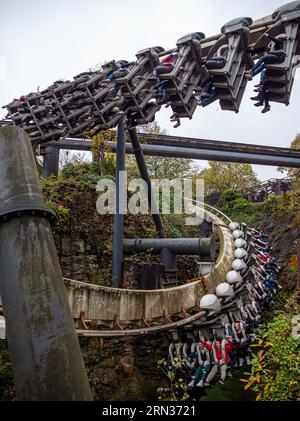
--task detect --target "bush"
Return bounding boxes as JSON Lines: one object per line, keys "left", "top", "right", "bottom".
{"left": 242, "top": 302, "right": 300, "bottom": 401}
{"left": 219, "top": 189, "right": 242, "bottom": 208}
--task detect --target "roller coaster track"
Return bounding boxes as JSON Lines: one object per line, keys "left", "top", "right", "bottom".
{"left": 63, "top": 203, "right": 235, "bottom": 337}
{"left": 1, "top": 2, "right": 300, "bottom": 144}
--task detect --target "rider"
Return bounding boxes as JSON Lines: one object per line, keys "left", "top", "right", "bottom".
{"left": 188, "top": 341, "right": 211, "bottom": 388}
{"left": 200, "top": 335, "right": 234, "bottom": 386}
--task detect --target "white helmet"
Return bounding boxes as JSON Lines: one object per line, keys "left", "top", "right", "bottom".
{"left": 229, "top": 222, "right": 239, "bottom": 231}
{"left": 232, "top": 259, "right": 247, "bottom": 271}
{"left": 200, "top": 294, "right": 221, "bottom": 313}
{"left": 235, "top": 248, "right": 248, "bottom": 259}
{"left": 233, "top": 230, "right": 244, "bottom": 239}
{"left": 235, "top": 238, "right": 247, "bottom": 248}
{"left": 226, "top": 270, "right": 243, "bottom": 284}
{"left": 216, "top": 282, "right": 235, "bottom": 298}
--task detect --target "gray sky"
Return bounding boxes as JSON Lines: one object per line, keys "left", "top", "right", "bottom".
{"left": 1, "top": 0, "right": 299, "bottom": 180}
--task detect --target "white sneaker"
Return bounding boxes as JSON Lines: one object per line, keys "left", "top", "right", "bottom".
{"left": 196, "top": 380, "right": 204, "bottom": 387}
{"left": 239, "top": 358, "right": 244, "bottom": 367}
{"left": 246, "top": 356, "right": 251, "bottom": 365}
{"left": 188, "top": 380, "right": 195, "bottom": 388}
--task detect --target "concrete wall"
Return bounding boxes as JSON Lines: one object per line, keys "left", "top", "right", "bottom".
{"left": 65, "top": 209, "right": 235, "bottom": 323}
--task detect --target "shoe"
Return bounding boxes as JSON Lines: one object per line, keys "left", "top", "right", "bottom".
{"left": 218, "top": 379, "right": 225, "bottom": 385}
{"left": 245, "top": 356, "right": 251, "bottom": 365}
{"left": 254, "top": 83, "right": 263, "bottom": 88}
{"left": 227, "top": 371, "right": 233, "bottom": 378}
{"left": 173, "top": 121, "right": 181, "bottom": 128}
{"left": 233, "top": 361, "right": 238, "bottom": 368}
{"left": 203, "top": 381, "right": 210, "bottom": 387}
{"left": 196, "top": 380, "right": 204, "bottom": 387}
{"left": 188, "top": 380, "right": 195, "bottom": 388}
{"left": 251, "top": 95, "right": 262, "bottom": 101}
{"left": 254, "top": 101, "right": 264, "bottom": 107}
{"left": 261, "top": 105, "right": 271, "bottom": 113}
{"left": 254, "top": 88, "right": 262, "bottom": 93}
{"left": 239, "top": 358, "right": 244, "bottom": 367}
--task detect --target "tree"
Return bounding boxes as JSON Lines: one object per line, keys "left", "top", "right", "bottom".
{"left": 137, "top": 122, "right": 199, "bottom": 179}
{"left": 277, "top": 134, "right": 300, "bottom": 179}
{"left": 198, "top": 161, "right": 259, "bottom": 194}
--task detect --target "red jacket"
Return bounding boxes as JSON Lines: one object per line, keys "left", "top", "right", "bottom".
{"left": 204, "top": 341, "right": 234, "bottom": 364}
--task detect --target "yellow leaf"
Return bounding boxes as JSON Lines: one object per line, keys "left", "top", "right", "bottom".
{"left": 244, "top": 382, "right": 253, "bottom": 390}
{"left": 256, "top": 394, "right": 262, "bottom": 401}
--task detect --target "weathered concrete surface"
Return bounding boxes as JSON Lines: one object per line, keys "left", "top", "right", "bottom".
{"left": 0, "top": 126, "right": 93, "bottom": 400}
{"left": 65, "top": 208, "right": 235, "bottom": 323}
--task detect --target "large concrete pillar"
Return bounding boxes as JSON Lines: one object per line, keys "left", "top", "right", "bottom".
{"left": 0, "top": 126, "right": 93, "bottom": 400}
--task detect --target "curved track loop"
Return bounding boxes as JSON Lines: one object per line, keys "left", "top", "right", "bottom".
{"left": 65, "top": 204, "right": 235, "bottom": 337}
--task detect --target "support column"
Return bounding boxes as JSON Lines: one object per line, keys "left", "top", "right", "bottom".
{"left": 112, "top": 120, "right": 126, "bottom": 288}
{"left": 128, "top": 127, "right": 165, "bottom": 238}
{"left": 0, "top": 127, "right": 93, "bottom": 401}
{"left": 297, "top": 240, "right": 300, "bottom": 292}
{"left": 42, "top": 145, "right": 59, "bottom": 178}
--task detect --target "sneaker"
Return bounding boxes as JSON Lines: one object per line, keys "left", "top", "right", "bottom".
{"left": 203, "top": 381, "right": 210, "bottom": 387}
{"left": 218, "top": 379, "right": 225, "bottom": 385}
{"left": 239, "top": 358, "right": 244, "bottom": 367}
{"left": 188, "top": 380, "right": 195, "bottom": 388}
{"left": 227, "top": 371, "right": 233, "bottom": 378}
{"left": 245, "top": 356, "right": 251, "bottom": 365}
{"left": 254, "top": 101, "right": 264, "bottom": 107}
{"left": 196, "top": 380, "right": 204, "bottom": 387}
{"left": 261, "top": 105, "right": 271, "bottom": 113}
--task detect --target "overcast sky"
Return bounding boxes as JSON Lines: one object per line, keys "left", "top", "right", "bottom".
{"left": 1, "top": 0, "right": 299, "bottom": 180}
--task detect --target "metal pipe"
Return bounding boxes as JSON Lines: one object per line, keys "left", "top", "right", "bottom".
{"left": 123, "top": 237, "right": 215, "bottom": 259}
{"left": 0, "top": 126, "right": 93, "bottom": 401}
{"left": 42, "top": 145, "right": 59, "bottom": 178}
{"left": 128, "top": 127, "right": 165, "bottom": 238}
{"left": 46, "top": 138, "right": 300, "bottom": 168}
{"left": 112, "top": 120, "right": 126, "bottom": 288}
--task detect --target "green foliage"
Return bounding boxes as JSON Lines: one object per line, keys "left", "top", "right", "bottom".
{"left": 61, "top": 160, "right": 115, "bottom": 183}
{"left": 219, "top": 189, "right": 242, "bottom": 207}
{"left": 218, "top": 189, "right": 266, "bottom": 224}
{"left": 156, "top": 358, "right": 190, "bottom": 401}
{"left": 199, "top": 161, "right": 259, "bottom": 194}
{"left": 243, "top": 304, "right": 300, "bottom": 401}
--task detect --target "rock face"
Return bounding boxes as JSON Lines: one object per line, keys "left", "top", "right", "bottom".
{"left": 80, "top": 333, "right": 170, "bottom": 400}
{"left": 258, "top": 213, "right": 300, "bottom": 290}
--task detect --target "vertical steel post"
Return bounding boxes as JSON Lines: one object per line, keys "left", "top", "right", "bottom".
{"left": 0, "top": 127, "right": 93, "bottom": 401}
{"left": 112, "top": 120, "right": 126, "bottom": 288}
{"left": 42, "top": 145, "right": 59, "bottom": 178}
{"left": 128, "top": 127, "right": 165, "bottom": 238}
